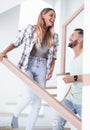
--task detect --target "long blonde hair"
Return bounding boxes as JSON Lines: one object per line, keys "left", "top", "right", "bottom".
{"left": 36, "top": 8, "right": 55, "bottom": 48}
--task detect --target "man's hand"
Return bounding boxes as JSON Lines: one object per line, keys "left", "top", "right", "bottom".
{"left": 63, "top": 75, "right": 74, "bottom": 83}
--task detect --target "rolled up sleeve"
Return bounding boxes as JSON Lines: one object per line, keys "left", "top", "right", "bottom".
{"left": 53, "top": 33, "right": 59, "bottom": 60}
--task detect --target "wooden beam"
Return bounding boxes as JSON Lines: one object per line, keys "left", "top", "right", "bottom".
{"left": 83, "top": 74, "right": 90, "bottom": 86}
{"left": 63, "top": 4, "right": 84, "bottom": 26}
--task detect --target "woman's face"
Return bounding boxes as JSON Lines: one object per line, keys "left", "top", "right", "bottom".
{"left": 42, "top": 10, "right": 56, "bottom": 27}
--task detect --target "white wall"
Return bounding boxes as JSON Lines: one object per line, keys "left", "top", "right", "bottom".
{"left": 0, "top": 5, "right": 21, "bottom": 113}
{"left": 19, "top": 0, "right": 53, "bottom": 29}
{"left": 61, "top": 0, "right": 84, "bottom": 21}
{"left": 0, "top": 5, "right": 20, "bottom": 50}
{"left": 0, "top": 5, "right": 22, "bottom": 65}
{"left": 0, "top": 0, "right": 21, "bottom": 14}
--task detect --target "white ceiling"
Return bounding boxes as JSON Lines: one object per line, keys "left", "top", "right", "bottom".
{"left": 0, "top": 0, "right": 22, "bottom": 14}
{"left": 0, "top": 0, "right": 55, "bottom": 14}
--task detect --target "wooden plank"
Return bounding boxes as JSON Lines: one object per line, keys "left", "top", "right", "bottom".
{"left": 83, "top": 74, "right": 90, "bottom": 86}
{"left": 45, "top": 86, "right": 57, "bottom": 89}
{"left": 0, "top": 112, "right": 44, "bottom": 117}
{"left": 0, "top": 126, "right": 70, "bottom": 130}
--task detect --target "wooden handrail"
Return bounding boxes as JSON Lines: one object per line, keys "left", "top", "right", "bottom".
{"left": 2, "top": 58, "right": 81, "bottom": 130}
{"left": 63, "top": 4, "right": 84, "bottom": 26}
{"left": 83, "top": 74, "right": 90, "bottom": 86}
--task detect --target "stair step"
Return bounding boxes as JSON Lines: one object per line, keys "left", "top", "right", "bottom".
{"left": 0, "top": 127, "right": 70, "bottom": 130}
{"left": 45, "top": 86, "right": 57, "bottom": 89}
{"left": 0, "top": 112, "right": 44, "bottom": 117}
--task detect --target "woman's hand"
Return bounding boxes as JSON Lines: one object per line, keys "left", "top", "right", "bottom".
{"left": 46, "top": 70, "right": 53, "bottom": 80}
{"left": 46, "top": 59, "right": 55, "bottom": 80}
{"left": 0, "top": 52, "right": 7, "bottom": 61}
{"left": 0, "top": 44, "right": 15, "bottom": 62}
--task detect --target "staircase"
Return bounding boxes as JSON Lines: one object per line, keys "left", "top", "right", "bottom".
{"left": 1, "top": 58, "right": 81, "bottom": 130}
{"left": 0, "top": 85, "right": 71, "bottom": 130}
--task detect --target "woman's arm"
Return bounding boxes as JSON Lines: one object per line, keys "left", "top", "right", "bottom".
{"left": 46, "top": 59, "right": 55, "bottom": 80}
{"left": 0, "top": 44, "right": 15, "bottom": 61}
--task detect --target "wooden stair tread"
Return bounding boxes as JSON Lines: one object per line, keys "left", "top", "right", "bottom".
{"left": 0, "top": 112, "right": 44, "bottom": 117}
{"left": 0, "top": 126, "right": 70, "bottom": 130}
{"left": 45, "top": 86, "right": 57, "bottom": 89}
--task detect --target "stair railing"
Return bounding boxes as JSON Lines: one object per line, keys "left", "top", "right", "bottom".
{"left": 2, "top": 58, "right": 81, "bottom": 130}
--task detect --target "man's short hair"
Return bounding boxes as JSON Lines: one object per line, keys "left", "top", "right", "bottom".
{"left": 74, "top": 28, "right": 83, "bottom": 35}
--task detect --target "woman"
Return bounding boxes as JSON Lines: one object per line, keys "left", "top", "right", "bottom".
{"left": 0, "top": 8, "right": 58, "bottom": 130}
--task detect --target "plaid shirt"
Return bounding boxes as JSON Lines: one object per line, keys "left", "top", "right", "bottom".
{"left": 12, "top": 24, "right": 59, "bottom": 72}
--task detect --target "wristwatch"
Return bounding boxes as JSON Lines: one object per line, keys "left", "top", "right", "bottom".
{"left": 73, "top": 75, "right": 78, "bottom": 81}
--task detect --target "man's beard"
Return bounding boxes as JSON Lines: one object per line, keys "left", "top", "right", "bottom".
{"left": 68, "top": 40, "right": 78, "bottom": 48}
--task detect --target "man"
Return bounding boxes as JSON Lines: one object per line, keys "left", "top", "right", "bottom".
{"left": 52, "top": 28, "right": 83, "bottom": 130}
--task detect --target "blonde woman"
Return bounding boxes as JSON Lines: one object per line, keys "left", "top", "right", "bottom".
{"left": 0, "top": 8, "right": 58, "bottom": 130}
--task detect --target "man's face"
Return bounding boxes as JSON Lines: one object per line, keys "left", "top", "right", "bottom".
{"left": 68, "top": 31, "right": 82, "bottom": 48}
